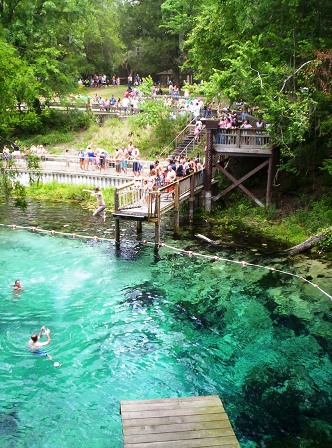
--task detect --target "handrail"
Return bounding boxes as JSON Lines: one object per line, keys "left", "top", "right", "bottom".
{"left": 115, "top": 170, "right": 205, "bottom": 218}
{"left": 175, "top": 127, "right": 206, "bottom": 159}
{"left": 214, "top": 128, "right": 271, "bottom": 148}
{"left": 158, "top": 117, "right": 196, "bottom": 159}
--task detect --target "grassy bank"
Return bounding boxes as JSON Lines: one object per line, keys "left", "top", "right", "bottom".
{"left": 27, "top": 182, "right": 115, "bottom": 213}
{"left": 205, "top": 192, "right": 332, "bottom": 254}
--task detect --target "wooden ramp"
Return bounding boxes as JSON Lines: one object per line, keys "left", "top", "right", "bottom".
{"left": 120, "top": 395, "right": 240, "bottom": 448}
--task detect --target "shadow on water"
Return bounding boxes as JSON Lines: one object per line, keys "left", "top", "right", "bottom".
{"left": 0, "top": 410, "right": 19, "bottom": 436}
{"left": 120, "top": 282, "right": 165, "bottom": 308}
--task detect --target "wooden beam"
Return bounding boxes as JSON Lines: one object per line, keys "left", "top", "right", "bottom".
{"left": 214, "top": 159, "right": 269, "bottom": 207}
{"left": 266, "top": 155, "right": 273, "bottom": 207}
{"left": 214, "top": 146, "right": 272, "bottom": 156}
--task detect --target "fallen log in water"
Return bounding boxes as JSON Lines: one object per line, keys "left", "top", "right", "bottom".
{"left": 287, "top": 227, "right": 332, "bottom": 256}
{"left": 195, "top": 233, "right": 220, "bottom": 245}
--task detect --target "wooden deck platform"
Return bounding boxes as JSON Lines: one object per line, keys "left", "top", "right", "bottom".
{"left": 120, "top": 395, "right": 240, "bottom": 448}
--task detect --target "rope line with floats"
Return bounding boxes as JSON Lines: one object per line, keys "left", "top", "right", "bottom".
{"left": 1, "top": 223, "right": 331, "bottom": 301}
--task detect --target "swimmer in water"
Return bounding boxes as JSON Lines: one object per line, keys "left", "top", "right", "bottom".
{"left": 29, "top": 326, "right": 51, "bottom": 352}
{"left": 13, "top": 280, "right": 22, "bottom": 291}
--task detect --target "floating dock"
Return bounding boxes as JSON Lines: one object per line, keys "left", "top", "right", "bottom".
{"left": 120, "top": 395, "right": 240, "bottom": 447}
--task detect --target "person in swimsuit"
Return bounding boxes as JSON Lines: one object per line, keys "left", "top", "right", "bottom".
{"left": 83, "top": 187, "right": 106, "bottom": 216}
{"left": 29, "top": 326, "right": 51, "bottom": 353}
{"left": 13, "top": 280, "right": 22, "bottom": 291}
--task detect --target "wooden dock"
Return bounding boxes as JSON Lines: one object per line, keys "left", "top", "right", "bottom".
{"left": 120, "top": 395, "right": 240, "bottom": 448}
{"left": 112, "top": 171, "right": 205, "bottom": 247}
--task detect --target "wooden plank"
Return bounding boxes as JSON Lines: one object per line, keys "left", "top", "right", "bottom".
{"left": 123, "top": 419, "right": 232, "bottom": 435}
{"left": 124, "top": 428, "right": 236, "bottom": 444}
{"left": 124, "top": 436, "right": 239, "bottom": 448}
{"left": 121, "top": 397, "right": 224, "bottom": 412}
{"left": 121, "top": 396, "right": 240, "bottom": 448}
{"left": 121, "top": 406, "right": 224, "bottom": 420}
{"left": 122, "top": 413, "right": 230, "bottom": 428}
{"left": 121, "top": 396, "right": 221, "bottom": 406}
{"left": 214, "top": 144, "right": 272, "bottom": 155}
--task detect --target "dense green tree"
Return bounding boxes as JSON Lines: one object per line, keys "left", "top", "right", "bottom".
{"left": 118, "top": 0, "right": 181, "bottom": 82}
{"left": 162, "top": 0, "right": 332, "bottom": 179}
{"left": 0, "top": 0, "right": 124, "bottom": 96}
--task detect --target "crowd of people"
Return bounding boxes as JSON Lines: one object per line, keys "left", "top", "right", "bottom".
{"left": 76, "top": 141, "right": 139, "bottom": 174}
{"left": 1, "top": 143, "right": 48, "bottom": 167}
{"left": 90, "top": 89, "right": 142, "bottom": 114}
{"left": 78, "top": 74, "right": 122, "bottom": 88}
{"left": 130, "top": 154, "right": 204, "bottom": 206}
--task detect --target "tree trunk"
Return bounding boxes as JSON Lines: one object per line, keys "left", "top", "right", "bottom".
{"left": 287, "top": 227, "right": 332, "bottom": 256}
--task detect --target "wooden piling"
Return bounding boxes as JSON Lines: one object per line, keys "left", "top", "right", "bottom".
{"left": 174, "top": 181, "right": 180, "bottom": 234}
{"left": 154, "top": 192, "right": 161, "bottom": 251}
{"left": 136, "top": 220, "right": 142, "bottom": 234}
{"left": 115, "top": 218, "right": 120, "bottom": 244}
{"left": 189, "top": 174, "right": 195, "bottom": 224}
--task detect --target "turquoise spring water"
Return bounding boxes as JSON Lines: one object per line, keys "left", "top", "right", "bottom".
{"left": 0, "top": 202, "right": 332, "bottom": 447}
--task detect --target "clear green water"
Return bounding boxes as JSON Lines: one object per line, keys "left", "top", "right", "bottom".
{"left": 1, "top": 202, "right": 332, "bottom": 448}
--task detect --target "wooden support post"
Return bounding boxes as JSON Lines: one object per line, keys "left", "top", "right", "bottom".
{"left": 154, "top": 193, "right": 161, "bottom": 252}
{"left": 189, "top": 174, "right": 195, "bottom": 224}
{"left": 136, "top": 220, "right": 142, "bottom": 234}
{"left": 236, "top": 128, "right": 241, "bottom": 147}
{"left": 174, "top": 181, "right": 180, "bottom": 234}
{"left": 266, "top": 155, "right": 273, "bottom": 207}
{"left": 115, "top": 218, "right": 120, "bottom": 246}
{"left": 114, "top": 189, "right": 119, "bottom": 212}
{"left": 204, "top": 129, "right": 214, "bottom": 213}
{"left": 154, "top": 221, "right": 160, "bottom": 252}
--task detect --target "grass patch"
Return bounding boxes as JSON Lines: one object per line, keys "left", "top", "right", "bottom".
{"left": 73, "top": 85, "right": 128, "bottom": 101}
{"left": 209, "top": 192, "right": 332, "bottom": 248}
{"left": 26, "top": 181, "right": 115, "bottom": 212}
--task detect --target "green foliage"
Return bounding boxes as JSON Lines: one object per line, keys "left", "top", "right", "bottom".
{"left": 209, "top": 193, "right": 332, "bottom": 249}
{"left": 321, "top": 160, "right": 332, "bottom": 176}
{"left": 26, "top": 181, "right": 115, "bottom": 210}
{"left": 7, "top": 109, "right": 95, "bottom": 143}
{"left": 316, "top": 228, "right": 332, "bottom": 252}
{"left": 127, "top": 100, "right": 191, "bottom": 156}
{"left": 0, "top": 147, "right": 42, "bottom": 207}
{"left": 139, "top": 75, "right": 154, "bottom": 96}
{"left": 118, "top": 0, "right": 180, "bottom": 78}
{"left": 165, "top": 0, "right": 332, "bottom": 178}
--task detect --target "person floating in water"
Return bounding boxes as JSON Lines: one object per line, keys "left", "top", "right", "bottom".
{"left": 83, "top": 187, "right": 106, "bottom": 216}
{"left": 29, "top": 326, "right": 51, "bottom": 353}
{"left": 13, "top": 280, "right": 22, "bottom": 291}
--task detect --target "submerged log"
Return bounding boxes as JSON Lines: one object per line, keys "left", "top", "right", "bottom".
{"left": 287, "top": 227, "right": 332, "bottom": 256}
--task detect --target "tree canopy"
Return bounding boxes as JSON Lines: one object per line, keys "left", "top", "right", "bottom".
{"left": 0, "top": 0, "right": 331, "bottom": 181}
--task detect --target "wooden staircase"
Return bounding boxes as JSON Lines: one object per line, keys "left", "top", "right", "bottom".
{"left": 172, "top": 125, "right": 206, "bottom": 159}
{"left": 159, "top": 118, "right": 205, "bottom": 160}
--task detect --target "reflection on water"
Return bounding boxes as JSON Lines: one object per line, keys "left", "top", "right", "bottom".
{"left": 0, "top": 199, "right": 332, "bottom": 448}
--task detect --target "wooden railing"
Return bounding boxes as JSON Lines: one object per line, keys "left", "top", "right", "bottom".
{"left": 114, "top": 181, "right": 142, "bottom": 210}
{"left": 214, "top": 128, "right": 271, "bottom": 148}
{"left": 114, "top": 170, "right": 205, "bottom": 221}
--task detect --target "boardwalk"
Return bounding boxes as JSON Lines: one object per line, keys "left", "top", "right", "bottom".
{"left": 120, "top": 395, "right": 240, "bottom": 448}
{"left": 113, "top": 170, "right": 205, "bottom": 222}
